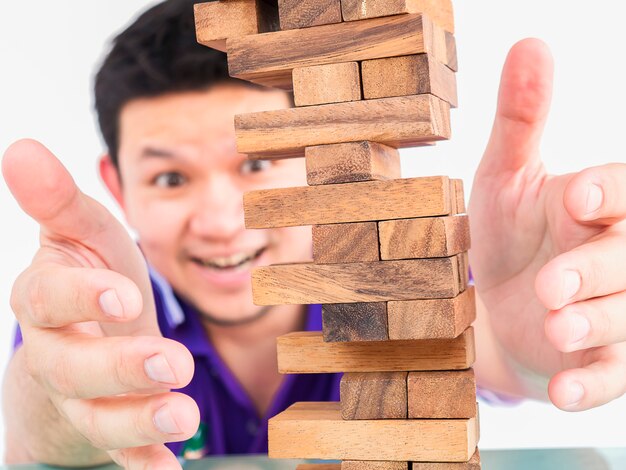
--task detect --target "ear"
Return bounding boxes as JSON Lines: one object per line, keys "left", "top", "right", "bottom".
{"left": 99, "top": 154, "right": 125, "bottom": 210}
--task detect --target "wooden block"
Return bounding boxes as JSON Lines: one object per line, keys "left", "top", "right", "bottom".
{"left": 313, "top": 222, "right": 379, "bottom": 264}
{"left": 279, "top": 0, "right": 343, "bottom": 30}
{"left": 408, "top": 370, "right": 477, "bottom": 419}
{"left": 236, "top": 94, "right": 450, "bottom": 159}
{"left": 452, "top": 179, "right": 465, "bottom": 214}
{"left": 341, "top": 0, "right": 454, "bottom": 34}
{"left": 445, "top": 31, "right": 458, "bottom": 72}
{"left": 379, "top": 215, "right": 470, "bottom": 260}
{"left": 227, "top": 14, "right": 452, "bottom": 88}
{"left": 293, "top": 62, "right": 361, "bottom": 107}
{"left": 269, "top": 402, "right": 478, "bottom": 461}
{"left": 341, "top": 372, "right": 408, "bottom": 419}
{"left": 253, "top": 256, "right": 464, "bottom": 305}
{"left": 388, "top": 287, "right": 476, "bottom": 340}
{"left": 194, "top": 1, "right": 278, "bottom": 52}
{"left": 361, "top": 55, "right": 457, "bottom": 107}
{"left": 306, "top": 141, "right": 401, "bottom": 186}
{"left": 277, "top": 328, "right": 475, "bottom": 373}
{"left": 245, "top": 175, "right": 451, "bottom": 229}
{"left": 323, "top": 303, "right": 388, "bottom": 342}
{"left": 412, "top": 449, "right": 481, "bottom": 469}
{"left": 343, "top": 463, "right": 408, "bottom": 470}
{"left": 457, "top": 251, "right": 469, "bottom": 288}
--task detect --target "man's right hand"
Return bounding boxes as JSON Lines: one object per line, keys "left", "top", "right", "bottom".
{"left": 2, "top": 139, "right": 199, "bottom": 469}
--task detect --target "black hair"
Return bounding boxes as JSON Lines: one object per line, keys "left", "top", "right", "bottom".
{"left": 94, "top": 0, "right": 247, "bottom": 167}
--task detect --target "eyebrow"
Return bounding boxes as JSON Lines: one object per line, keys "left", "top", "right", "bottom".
{"left": 140, "top": 147, "right": 178, "bottom": 159}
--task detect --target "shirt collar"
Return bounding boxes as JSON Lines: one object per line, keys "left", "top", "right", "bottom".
{"left": 148, "top": 265, "right": 185, "bottom": 329}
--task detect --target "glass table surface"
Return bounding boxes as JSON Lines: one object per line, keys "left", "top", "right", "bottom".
{"left": 3, "top": 448, "right": 626, "bottom": 469}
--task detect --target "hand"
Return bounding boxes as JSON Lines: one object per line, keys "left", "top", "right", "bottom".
{"left": 469, "top": 39, "right": 626, "bottom": 411}
{"left": 3, "top": 140, "right": 199, "bottom": 468}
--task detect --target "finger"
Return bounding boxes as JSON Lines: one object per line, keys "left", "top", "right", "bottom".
{"left": 548, "top": 347, "right": 626, "bottom": 411}
{"left": 59, "top": 392, "right": 199, "bottom": 451}
{"left": 2, "top": 139, "right": 158, "bottom": 337}
{"left": 477, "top": 38, "right": 553, "bottom": 178}
{"left": 26, "top": 331, "right": 194, "bottom": 398}
{"left": 535, "top": 233, "right": 626, "bottom": 310}
{"left": 12, "top": 266, "right": 142, "bottom": 327}
{"left": 564, "top": 163, "right": 626, "bottom": 224}
{"left": 110, "top": 445, "right": 182, "bottom": 470}
{"left": 545, "top": 290, "right": 626, "bottom": 353}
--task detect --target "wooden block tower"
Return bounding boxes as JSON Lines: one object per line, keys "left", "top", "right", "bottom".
{"left": 194, "top": 1, "right": 480, "bottom": 468}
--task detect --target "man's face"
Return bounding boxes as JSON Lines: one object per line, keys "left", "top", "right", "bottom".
{"left": 111, "top": 83, "right": 311, "bottom": 323}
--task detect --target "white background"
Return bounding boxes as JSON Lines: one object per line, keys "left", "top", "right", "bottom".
{"left": 1, "top": 0, "right": 626, "bottom": 460}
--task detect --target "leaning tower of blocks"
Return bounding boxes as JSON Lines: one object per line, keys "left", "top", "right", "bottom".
{"left": 195, "top": 1, "right": 480, "bottom": 468}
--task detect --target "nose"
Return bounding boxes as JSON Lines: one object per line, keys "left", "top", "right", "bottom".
{"left": 189, "top": 173, "right": 245, "bottom": 240}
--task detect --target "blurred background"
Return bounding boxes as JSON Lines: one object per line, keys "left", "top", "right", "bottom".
{"left": 1, "top": 0, "right": 626, "bottom": 459}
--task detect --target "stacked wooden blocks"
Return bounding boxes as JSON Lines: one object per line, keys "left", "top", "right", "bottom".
{"left": 194, "top": 0, "right": 480, "bottom": 468}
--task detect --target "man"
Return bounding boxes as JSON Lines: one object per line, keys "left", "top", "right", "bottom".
{"left": 3, "top": 0, "right": 626, "bottom": 469}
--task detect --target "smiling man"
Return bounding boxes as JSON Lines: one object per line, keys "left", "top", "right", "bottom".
{"left": 4, "top": 0, "right": 626, "bottom": 469}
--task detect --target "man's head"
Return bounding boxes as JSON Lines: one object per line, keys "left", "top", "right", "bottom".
{"left": 96, "top": 0, "right": 311, "bottom": 325}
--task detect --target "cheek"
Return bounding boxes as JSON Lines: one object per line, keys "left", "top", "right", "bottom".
{"left": 271, "top": 226, "right": 313, "bottom": 261}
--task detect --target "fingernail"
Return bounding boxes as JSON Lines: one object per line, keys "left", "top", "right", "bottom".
{"left": 585, "top": 183, "right": 603, "bottom": 215}
{"left": 99, "top": 289, "right": 123, "bottom": 318}
{"left": 145, "top": 354, "right": 177, "bottom": 384}
{"left": 154, "top": 404, "right": 182, "bottom": 434}
{"left": 569, "top": 313, "right": 590, "bottom": 345}
{"left": 561, "top": 270, "right": 581, "bottom": 306}
{"left": 565, "top": 381, "right": 585, "bottom": 408}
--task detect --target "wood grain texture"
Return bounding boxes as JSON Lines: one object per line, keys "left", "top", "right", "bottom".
{"left": 313, "top": 222, "right": 379, "bottom": 264}
{"left": 277, "top": 328, "right": 475, "bottom": 373}
{"left": 412, "top": 449, "right": 481, "bottom": 469}
{"left": 343, "top": 463, "right": 408, "bottom": 470}
{"left": 306, "top": 141, "right": 401, "bottom": 186}
{"left": 445, "top": 31, "right": 458, "bottom": 72}
{"left": 194, "top": 0, "right": 278, "bottom": 52}
{"left": 279, "top": 0, "right": 342, "bottom": 30}
{"left": 236, "top": 94, "right": 450, "bottom": 159}
{"left": 379, "top": 215, "right": 470, "bottom": 260}
{"left": 452, "top": 179, "right": 466, "bottom": 214}
{"left": 244, "top": 176, "right": 451, "bottom": 229}
{"left": 268, "top": 402, "right": 478, "bottom": 461}
{"left": 226, "top": 14, "right": 452, "bottom": 88}
{"left": 252, "top": 256, "right": 464, "bottom": 305}
{"left": 293, "top": 62, "right": 361, "bottom": 107}
{"left": 323, "top": 302, "right": 388, "bottom": 342}
{"left": 341, "top": 0, "right": 454, "bottom": 34}
{"left": 341, "top": 372, "right": 408, "bottom": 419}
{"left": 361, "top": 54, "right": 457, "bottom": 107}
{"left": 388, "top": 287, "right": 476, "bottom": 340}
{"left": 408, "top": 369, "right": 477, "bottom": 419}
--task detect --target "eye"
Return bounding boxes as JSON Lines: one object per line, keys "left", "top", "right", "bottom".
{"left": 240, "top": 159, "right": 272, "bottom": 175}
{"left": 153, "top": 172, "right": 187, "bottom": 188}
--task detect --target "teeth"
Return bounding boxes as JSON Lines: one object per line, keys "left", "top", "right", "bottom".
{"left": 197, "top": 248, "right": 263, "bottom": 269}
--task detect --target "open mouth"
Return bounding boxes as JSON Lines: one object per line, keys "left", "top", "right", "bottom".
{"left": 191, "top": 247, "right": 266, "bottom": 272}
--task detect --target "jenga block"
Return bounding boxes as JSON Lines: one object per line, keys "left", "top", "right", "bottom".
{"left": 194, "top": 1, "right": 278, "bottom": 52}
{"left": 279, "top": 0, "right": 343, "bottom": 30}
{"left": 343, "top": 463, "right": 408, "bottom": 470}
{"left": 408, "top": 370, "right": 477, "bottom": 419}
{"left": 341, "top": 372, "right": 408, "bottom": 419}
{"left": 253, "top": 256, "right": 464, "bottom": 305}
{"left": 323, "top": 303, "right": 388, "bottom": 342}
{"left": 379, "top": 215, "right": 470, "bottom": 260}
{"left": 313, "top": 223, "right": 379, "bottom": 264}
{"left": 361, "top": 55, "right": 457, "bottom": 107}
{"left": 445, "top": 31, "right": 458, "bottom": 72}
{"left": 227, "top": 14, "right": 452, "bottom": 88}
{"left": 236, "top": 94, "right": 450, "bottom": 159}
{"left": 306, "top": 141, "right": 401, "bottom": 186}
{"left": 245, "top": 176, "right": 451, "bottom": 229}
{"left": 413, "top": 449, "right": 481, "bottom": 469}
{"left": 293, "top": 63, "right": 361, "bottom": 106}
{"left": 388, "top": 287, "right": 476, "bottom": 340}
{"left": 452, "top": 178, "right": 466, "bottom": 214}
{"left": 269, "top": 402, "right": 478, "bottom": 461}
{"left": 458, "top": 251, "right": 469, "bottom": 287}
{"left": 277, "top": 328, "right": 475, "bottom": 373}
{"left": 341, "top": 0, "right": 454, "bottom": 34}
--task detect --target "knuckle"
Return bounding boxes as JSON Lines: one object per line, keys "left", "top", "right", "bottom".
{"left": 25, "top": 272, "right": 54, "bottom": 326}
{"left": 47, "top": 354, "right": 77, "bottom": 397}
{"left": 78, "top": 406, "right": 109, "bottom": 450}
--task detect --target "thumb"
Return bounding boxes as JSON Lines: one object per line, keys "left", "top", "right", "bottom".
{"left": 2, "top": 138, "right": 160, "bottom": 337}
{"left": 477, "top": 38, "right": 554, "bottom": 179}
